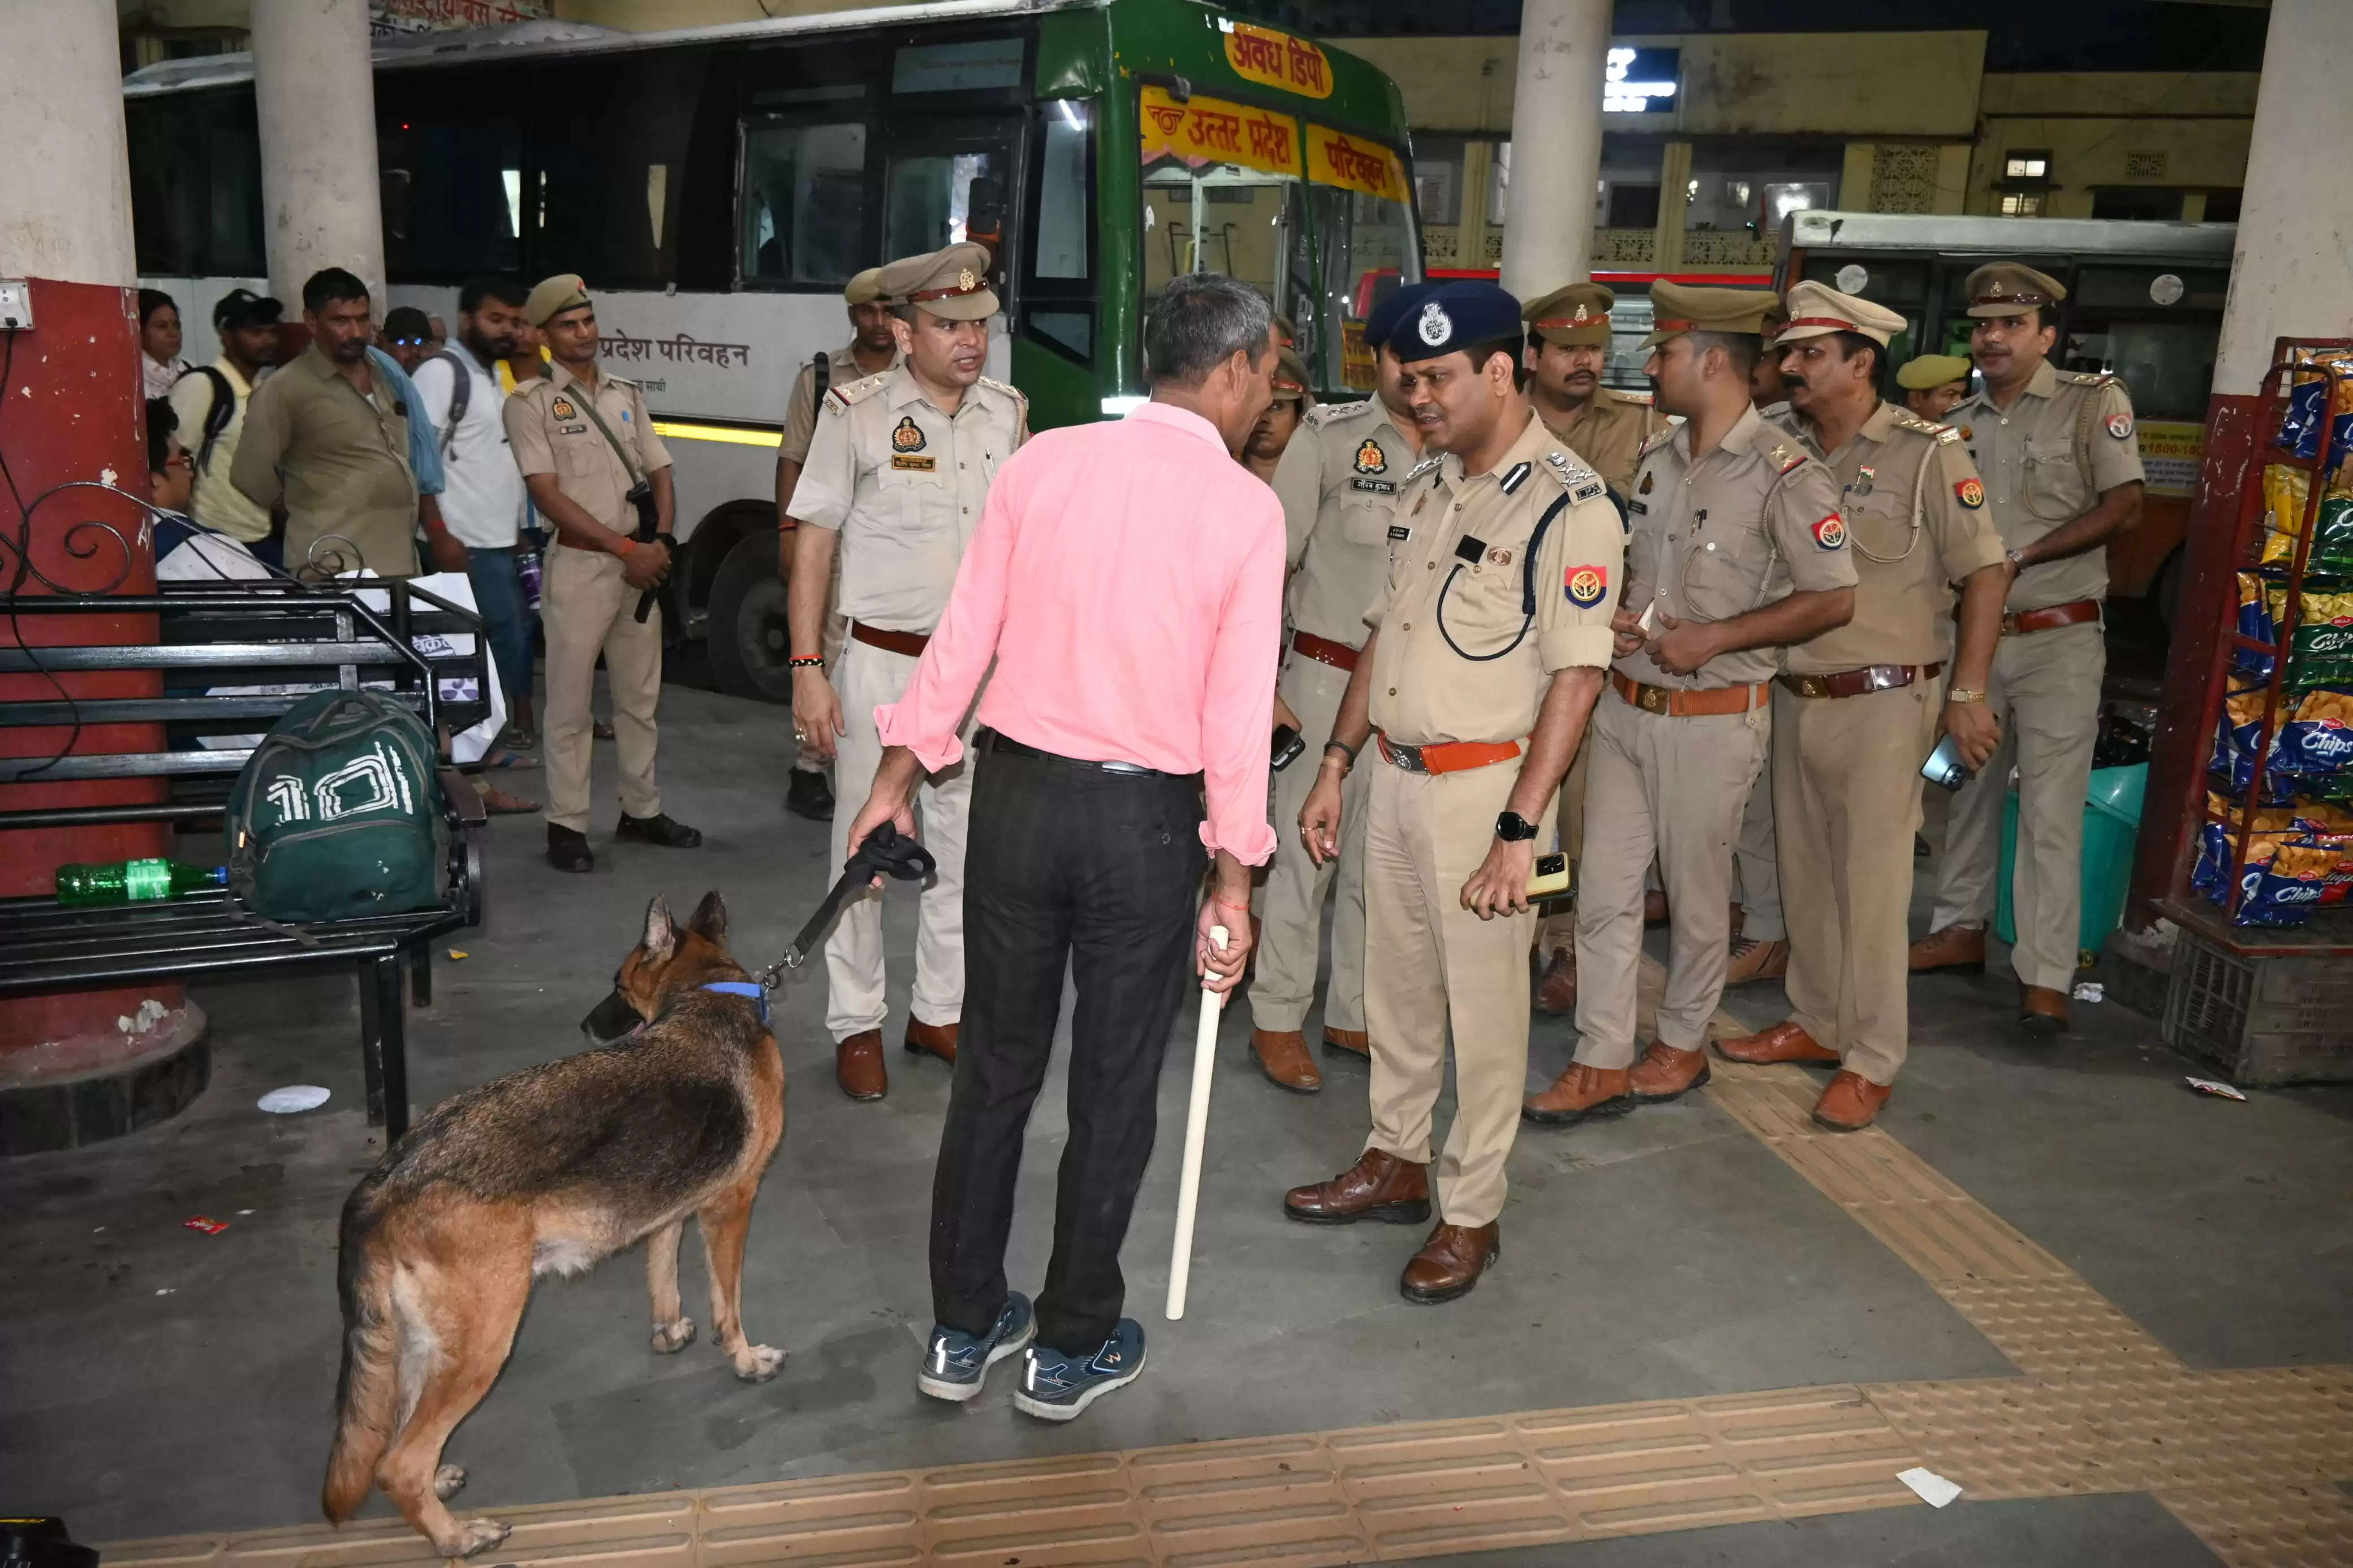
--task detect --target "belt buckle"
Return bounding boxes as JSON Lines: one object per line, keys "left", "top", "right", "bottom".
{"left": 1799, "top": 675, "right": 1830, "bottom": 699}
{"left": 1638, "top": 683, "right": 1671, "bottom": 716}
{"left": 1387, "top": 739, "right": 1427, "bottom": 772}
{"left": 1999, "top": 611, "right": 2022, "bottom": 635}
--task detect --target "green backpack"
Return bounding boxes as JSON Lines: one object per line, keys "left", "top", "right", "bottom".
{"left": 225, "top": 689, "right": 447, "bottom": 923}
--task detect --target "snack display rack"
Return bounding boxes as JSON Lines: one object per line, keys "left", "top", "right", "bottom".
{"left": 2158, "top": 338, "right": 2353, "bottom": 957}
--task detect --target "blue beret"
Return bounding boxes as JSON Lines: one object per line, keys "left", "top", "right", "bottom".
{"left": 1364, "top": 281, "right": 1434, "bottom": 352}
{"left": 1389, "top": 281, "right": 1523, "bottom": 362}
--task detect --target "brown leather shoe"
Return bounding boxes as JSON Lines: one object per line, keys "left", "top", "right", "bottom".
{"left": 1282, "top": 1148, "right": 1430, "bottom": 1225}
{"left": 905, "top": 1019, "right": 958, "bottom": 1066}
{"left": 1534, "top": 948, "right": 1577, "bottom": 1015}
{"left": 1252, "top": 1027, "right": 1322, "bottom": 1093}
{"left": 1715, "top": 1020, "right": 1839, "bottom": 1065}
{"left": 1322, "top": 1026, "right": 1370, "bottom": 1059}
{"left": 1909, "top": 923, "right": 1986, "bottom": 975}
{"left": 1812, "top": 1069, "right": 1892, "bottom": 1131}
{"left": 1400, "top": 1221, "right": 1501, "bottom": 1304}
{"left": 1522, "top": 1062, "right": 1634, "bottom": 1126}
{"left": 1723, "top": 936, "right": 1789, "bottom": 987}
{"left": 2019, "top": 984, "right": 2071, "bottom": 1036}
{"left": 1628, "top": 1041, "right": 1709, "bottom": 1103}
{"left": 835, "top": 1030, "right": 886, "bottom": 1101}
{"left": 1644, "top": 889, "right": 1670, "bottom": 926}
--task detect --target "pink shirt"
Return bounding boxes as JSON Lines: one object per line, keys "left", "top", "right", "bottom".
{"left": 876, "top": 400, "right": 1285, "bottom": 865}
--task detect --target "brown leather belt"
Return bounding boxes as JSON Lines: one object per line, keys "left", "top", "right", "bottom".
{"left": 850, "top": 621, "right": 929, "bottom": 657}
{"left": 1292, "top": 629, "right": 1361, "bottom": 672}
{"left": 2002, "top": 598, "right": 2101, "bottom": 636}
{"left": 1376, "top": 733, "right": 1523, "bottom": 775}
{"left": 1777, "top": 662, "right": 1943, "bottom": 700}
{"left": 1610, "top": 671, "right": 1770, "bottom": 718}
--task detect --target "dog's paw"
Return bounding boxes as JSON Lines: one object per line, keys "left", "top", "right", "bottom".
{"left": 439, "top": 1518, "right": 509, "bottom": 1557}
{"left": 650, "top": 1317, "right": 697, "bottom": 1354}
{"left": 433, "top": 1463, "right": 467, "bottom": 1500}
{"left": 734, "top": 1343, "right": 785, "bottom": 1383}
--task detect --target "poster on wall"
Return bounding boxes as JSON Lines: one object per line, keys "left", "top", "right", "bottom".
{"left": 370, "top": 0, "right": 549, "bottom": 37}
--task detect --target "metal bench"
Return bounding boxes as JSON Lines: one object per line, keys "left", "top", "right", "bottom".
{"left": 0, "top": 579, "right": 492, "bottom": 1142}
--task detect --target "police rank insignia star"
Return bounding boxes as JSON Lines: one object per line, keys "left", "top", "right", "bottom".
{"left": 1354, "top": 439, "right": 1387, "bottom": 474}
{"left": 891, "top": 416, "right": 926, "bottom": 453}
{"left": 1565, "top": 565, "right": 1608, "bottom": 607}
{"left": 550, "top": 397, "right": 576, "bottom": 420}
{"left": 2108, "top": 412, "right": 2135, "bottom": 440}
{"left": 1956, "top": 476, "right": 1986, "bottom": 509}
{"left": 1812, "top": 514, "right": 1848, "bottom": 550}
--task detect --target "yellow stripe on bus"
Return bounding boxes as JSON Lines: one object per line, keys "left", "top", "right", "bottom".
{"left": 652, "top": 420, "right": 782, "bottom": 447}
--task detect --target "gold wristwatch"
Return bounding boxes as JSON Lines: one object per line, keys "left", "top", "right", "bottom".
{"left": 1946, "top": 687, "right": 1986, "bottom": 704}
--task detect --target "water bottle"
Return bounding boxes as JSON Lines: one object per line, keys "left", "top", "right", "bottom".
{"left": 518, "top": 547, "right": 543, "bottom": 611}
{"left": 55, "top": 859, "right": 229, "bottom": 906}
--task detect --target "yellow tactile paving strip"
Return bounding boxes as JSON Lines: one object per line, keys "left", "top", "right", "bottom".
{"left": 102, "top": 960, "right": 2353, "bottom": 1567}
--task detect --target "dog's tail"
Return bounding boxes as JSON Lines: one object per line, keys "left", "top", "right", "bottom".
{"left": 321, "top": 1181, "right": 400, "bottom": 1523}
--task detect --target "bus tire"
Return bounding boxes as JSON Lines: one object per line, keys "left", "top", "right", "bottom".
{"left": 705, "top": 529, "right": 795, "bottom": 705}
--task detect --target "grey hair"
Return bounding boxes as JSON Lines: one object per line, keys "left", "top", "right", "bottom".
{"left": 1144, "top": 274, "right": 1275, "bottom": 387}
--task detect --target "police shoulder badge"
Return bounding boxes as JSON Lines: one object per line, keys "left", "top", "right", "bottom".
{"left": 1955, "top": 476, "right": 1986, "bottom": 509}
{"left": 1812, "top": 514, "right": 1848, "bottom": 551}
{"left": 2107, "top": 412, "right": 2135, "bottom": 440}
{"left": 1406, "top": 454, "right": 1444, "bottom": 485}
{"left": 1417, "top": 301, "right": 1453, "bottom": 347}
{"left": 891, "top": 416, "right": 926, "bottom": 453}
{"left": 1770, "top": 443, "right": 1806, "bottom": 477}
{"left": 1565, "top": 565, "right": 1608, "bottom": 607}
{"left": 550, "top": 396, "right": 576, "bottom": 420}
{"left": 1354, "top": 438, "right": 1386, "bottom": 475}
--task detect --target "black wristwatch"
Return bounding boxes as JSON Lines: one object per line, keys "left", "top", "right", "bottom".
{"left": 1496, "top": 810, "right": 1539, "bottom": 843}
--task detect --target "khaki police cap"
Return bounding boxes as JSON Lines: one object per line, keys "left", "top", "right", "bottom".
{"left": 524, "top": 273, "right": 590, "bottom": 328}
{"left": 1775, "top": 280, "right": 1908, "bottom": 348}
{"left": 1639, "top": 281, "right": 1781, "bottom": 350}
{"left": 1965, "top": 262, "right": 2066, "bottom": 318}
{"left": 1273, "top": 313, "right": 1298, "bottom": 349}
{"left": 875, "top": 243, "right": 999, "bottom": 322}
{"left": 1269, "top": 346, "right": 1311, "bottom": 403}
{"left": 1523, "top": 282, "right": 1617, "bottom": 347}
{"left": 1897, "top": 352, "right": 1974, "bottom": 392}
{"left": 844, "top": 267, "right": 885, "bottom": 307}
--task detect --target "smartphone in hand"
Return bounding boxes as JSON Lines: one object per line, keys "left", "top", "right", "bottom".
{"left": 1272, "top": 724, "right": 1305, "bottom": 771}
{"left": 1527, "top": 852, "right": 1571, "bottom": 899}
{"left": 1921, "top": 731, "right": 1971, "bottom": 792}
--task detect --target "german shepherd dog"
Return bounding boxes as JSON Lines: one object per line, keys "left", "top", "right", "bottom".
{"left": 321, "top": 892, "right": 785, "bottom": 1554}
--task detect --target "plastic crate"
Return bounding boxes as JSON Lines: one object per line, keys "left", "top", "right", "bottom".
{"left": 2160, "top": 928, "right": 2353, "bottom": 1085}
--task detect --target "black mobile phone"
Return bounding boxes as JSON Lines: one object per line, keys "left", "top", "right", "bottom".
{"left": 1272, "top": 724, "right": 1305, "bottom": 771}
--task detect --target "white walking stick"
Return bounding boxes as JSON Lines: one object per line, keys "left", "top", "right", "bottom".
{"left": 1166, "top": 924, "right": 1229, "bottom": 1321}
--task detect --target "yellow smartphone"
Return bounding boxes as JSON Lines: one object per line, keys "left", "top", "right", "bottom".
{"left": 1527, "top": 852, "right": 1571, "bottom": 899}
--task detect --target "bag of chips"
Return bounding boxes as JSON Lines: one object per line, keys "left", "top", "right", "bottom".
{"left": 2277, "top": 686, "right": 2353, "bottom": 777}
{"left": 2233, "top": 572, "right": 2278, "bottom": 679}
{"left": 2211, "top": 689, "right": 2296, "bottom": 797}
{"left": 2291, "top": 591, "right": 2353, "bottom": 688}
{"left": 2312, "top": 497, "right": 2353, "bottom": 577}
{"left": 2274, "top": 358, "right": 2353, "bottom": 462}
{"left": 2266, "top": 462, "right": 2312, "bottom": 542}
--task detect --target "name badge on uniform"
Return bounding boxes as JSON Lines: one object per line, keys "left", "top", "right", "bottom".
{"left": 558, "top": 423, "right": 587, "bottom": 436}
{"left": 1388, "top": 525, "right": 1412, "bottom": 542}
{"left": 1627, "top": 499, "right": 1648, "bottom": 515}
{"left": 891, "top": 455, "right": 936, "bottom": 472}
{"left": 1350, "top": 478, "right": 1396, "bottom": 495}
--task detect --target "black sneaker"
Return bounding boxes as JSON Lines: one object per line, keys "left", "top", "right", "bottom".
{"left": 615, "top": 812, "right": 702, "bottom": 848}
{"left": 547, "top": 824, "right": 593, "bottom": 873}
{"left": 785, "top": 768, "right": 835, "bottom": 823}
{"left": 916, "top": 1291, "right": 1035, "bottom": 1403}
{"left": 1013, "top": 1319, "right": 1145, "bottom": 1422}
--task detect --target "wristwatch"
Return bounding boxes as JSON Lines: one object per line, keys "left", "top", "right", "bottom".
{"left": 1947, "top": 687, "right": 1986, "bottom": 704}
{"left": 2006, "top": 547, "right": 2029, "bottom": 572}
{"left": 1496, "top": 810, "right": 1539, "bottom": 843}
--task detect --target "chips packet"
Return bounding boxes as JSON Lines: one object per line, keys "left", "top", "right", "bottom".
{"left": 2277, "top": 686, "right": 2353, "bottom": 777}
{"left": 2237, "top": 840, "right": 2334, "bottom": 925}
{"left": 2312, "top": 496, "right": 2353, "bottom": 576}
{"left": 2290, "top": 591, "right": 2353, "bottom": 688}
{"left": 2233, "top": 571, "right": 2277, "bottom": 679}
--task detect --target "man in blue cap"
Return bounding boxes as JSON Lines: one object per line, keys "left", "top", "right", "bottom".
{"left": 1282, "top": 281, "right": 1625, "bottom": 1303}
{"left": 1246, "top": 281, "right": 1430, "bottom": 1093}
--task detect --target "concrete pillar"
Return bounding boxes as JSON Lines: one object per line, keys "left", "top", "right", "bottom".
{"left": 1653, "top": 141, "right": 1692, "bottom": 273}
{"left": 0, "top": 0, "right": 136, "bottom": 287}
{"left": 251, "top": 0, "right": 386, "bottom": 303}
{"left": 2213, "top": 0, "right": 2353, "bottom": 394}
{"left": 1497, "top": 0, "right": 1609, "bottom": 299}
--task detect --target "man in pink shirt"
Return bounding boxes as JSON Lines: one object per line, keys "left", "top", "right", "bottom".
{"left": 843, "top": 274, "right": 1283, "bottom": 1421}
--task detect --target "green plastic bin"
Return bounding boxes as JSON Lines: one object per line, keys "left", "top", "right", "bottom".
{"left": 1996, "top": 762, "right": 2147, "bottom": 957}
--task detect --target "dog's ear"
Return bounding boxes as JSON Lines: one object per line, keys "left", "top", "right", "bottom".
{"left": 640, "top": 895, "right": 679, "bottom": 963}
{"left": 687, "top": 891, "right": 728, "bottom": 942}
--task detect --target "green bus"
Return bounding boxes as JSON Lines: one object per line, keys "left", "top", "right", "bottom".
{"left": 124, "top": 0, "right": 1421, "bottom": 698}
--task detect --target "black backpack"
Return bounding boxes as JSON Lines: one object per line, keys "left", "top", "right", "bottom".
{"left": 174, "top": 365, "right": 236, "bottom": 474}
{"left": 424, "top": 349, "right": 475, "bottom": 458}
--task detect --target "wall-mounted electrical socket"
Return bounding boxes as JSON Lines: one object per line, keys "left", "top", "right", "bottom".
{"left": 0, "top": 280, "right": 31, "bottom": 330}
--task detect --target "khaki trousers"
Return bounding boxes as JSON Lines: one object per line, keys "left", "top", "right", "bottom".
{"left": 1572, "top": 688, "right": 1768, "bottom": 1068}
{"left": 1362, "top": 757, "right": 1539, "bottom": 1230}
{"left": 1930, "top": 621, "right": 2104, "bottom": 991}
{"left": 826, "top": 637, "right": 976, "bottom": 1040}
{"left": 542, "top": 542, "right": 662, "bottom": 833}
{"left": 1733, "top": 766, "right": 1784, "bottom": 940}
{"left": 1532, "top": 749, "right": 1588, "bottom": 958}
{"left": 1248, "top": 654, "right": 1368, "bottom": 1033}
{"left": 792, "top": 547, "right": 848, "bottom": 775}
{"left": 1774, "top": 678, "right": 1941, "bottom": 1086}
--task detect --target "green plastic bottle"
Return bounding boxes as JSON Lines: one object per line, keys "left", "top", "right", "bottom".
{"left": 55, "top": 858, "right": 229, "bottom": 906}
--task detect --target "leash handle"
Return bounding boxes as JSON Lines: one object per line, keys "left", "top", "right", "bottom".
{"left": 1167, "top": 924, "right": 1229, "bottom": 1321}
{"left": 762, "top": 821, "right": 936, "bottom": 987}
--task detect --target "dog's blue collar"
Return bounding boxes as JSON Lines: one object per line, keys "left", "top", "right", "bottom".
{"left": 701, "top": 980, "right": 769, "bottom": 1026}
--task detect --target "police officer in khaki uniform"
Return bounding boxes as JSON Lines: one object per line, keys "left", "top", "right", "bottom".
{"left": 1718, "top": 282, "right": 2007, "bottom": 1131}
{"left": 506, "top": 274, "right": 703, "bottom": 873}
{"left": 1281, "top": 282, "right": 1622, "bottom": 1303}
{"left": 1241, "top": 347, "right": 1312, "bottom": 484}
{"left": 786, "top": 244, "right": 1028, "bottom": 1102}
{"left": 1523, "top": 284, "right": 1853, "bottom": 1126}
{"left": 1521, "top": 282, "right": 1671, "bottom": 1008}
{"left": 1247, "top": 285, "right": 1429, "bottom": 1093}
{"left": 777, "top": 267, "right": 902, "bottom": 822}
{"left": 1912, "top": 265, "right": 2145, "bottom": 1034}
{"left": 1898, "top": 353, "right": 1974, "bottom": 423}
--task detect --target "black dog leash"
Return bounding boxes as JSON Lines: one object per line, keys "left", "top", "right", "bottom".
{"left": 756, "top": 821, "right": 936, "bottom": 991}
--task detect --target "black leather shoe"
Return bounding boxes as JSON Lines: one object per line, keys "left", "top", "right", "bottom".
{"left": 785, "top": 769, "right": 835, "bottom": 822}
{"left": 547, "top": 824, "right": 593, "bottom": 873}
{"left": 616, "top": 812, "right": 703, "bottom": 848}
